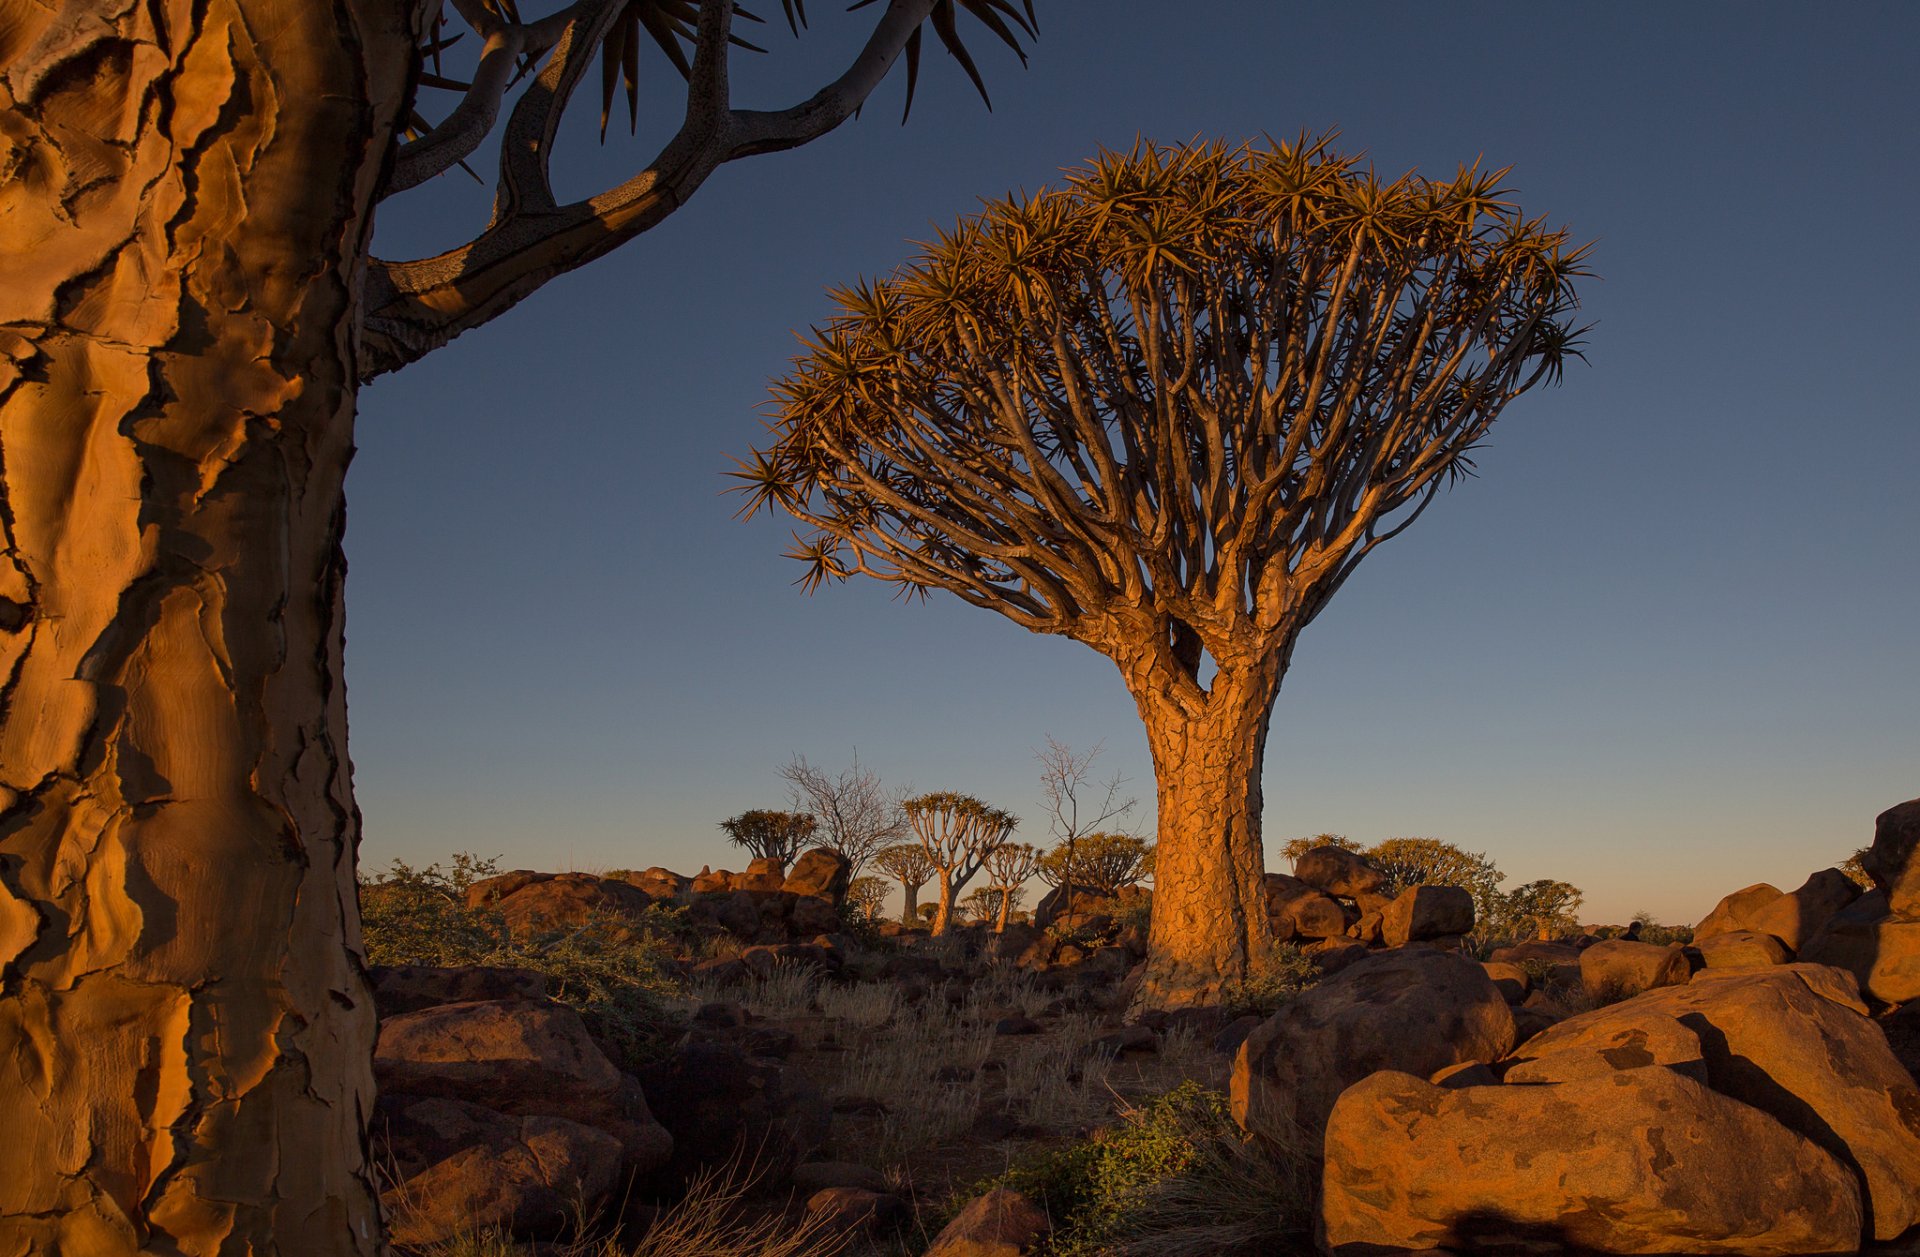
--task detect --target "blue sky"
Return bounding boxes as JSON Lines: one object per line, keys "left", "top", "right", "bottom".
{"left": 353, "top": 2, "right": 1918, "bottom": 924}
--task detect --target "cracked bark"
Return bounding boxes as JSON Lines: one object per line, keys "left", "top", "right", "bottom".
{"left": 0, "top": 0, "right": 414, "bottom": 1250}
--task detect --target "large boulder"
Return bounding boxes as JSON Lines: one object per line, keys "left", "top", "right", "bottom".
{"left": 374, "top": 998, "right": 622, "bottom": 1114}
{"left": 618, "top": 866, "right": 692, "bottom": 901}
{"left": 1033, "top": 884, "right": 1118, "bottom": 932}
{"left": 782, "top": 846, "right": 851, "bottom": 902}
{"left": 1509, "top": 963, "right": 1920, "bottom": 1241}
{"left": 923, "top": 1188, "right": 1051, "bottom": 1257}
{"left": 1864, "top": 797, "right": 1920, "bottom": 914}
{"left": 1292, "top": 846, "right": 1388, "bottom": 901}
{"left": 1231, "top": 949, "right": 1513, "bottom": 1141}
{"left": 368, "top": 964, "right": 547, "bottom": 1016}
{"left": 1321, "top": 1067, "right": 1863, "bottom": 1256}
{"left": 733, "top": 857, "right": 789, "bottom": 895}
{"left": 1747, "top": 867, "right": 1861, "bottom": 952}
{"left": 1800, "top": 890, "right": 1920, "bottom": 1005}
{"left": 1695, "top": 881, "right": 1785, "bottom": 942}
{"left": 1501, "top": 1009, "right": 1707, "bottom": 1085}
{"left": 490, "top": 873, "right": 657, "bottom": 940}
{"left": 378, "top": 1096, "right": 622, "bottom": 1246}
{"left": 462, "top": 869, "right": 551, "bottom": 908}
{"left": 1691, "top": 928, "right": 1791, "bottom": 970}
{"left": 1262, "top": 874, "right": 1348, "bottom": 940}
{"left": 634, "top": 1037, "right": 828, "bottom": 1183}
{"left": 1578, "top": 938, "right": 1690, "bottom": 1000}
{"left": 1380, "top": 884, "right": 1473, "bottom": 947}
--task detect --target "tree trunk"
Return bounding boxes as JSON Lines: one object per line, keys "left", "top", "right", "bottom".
{"left": 901, "top": 880, "right": 922, "bottom": 924}
{"left": 930, "top": 873, "right": 955, "bottom": 935}
{"left": 1126, "top": 654, "right": 1288, "bottom": 1011}
{"left": 994, "top": 888, "right": 1013, "bottom": 933}
{"left": 1, "top": 3, "right": 415, "bottom": 1251}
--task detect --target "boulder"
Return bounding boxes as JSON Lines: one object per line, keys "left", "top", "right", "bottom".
{"left": 635, "top": 1038, "right": 825, "bottom": 1182}
{"left": 368, "top": 964, "right": 547, "bottom": 1016}
{"left": 789, "top": 893, "right": 841, "bottom": 936}
{"left": 378, "top": 1096, "right": 622, "bottom": 1246}
{"left": 1380, "top": 884, "right": 1474, "bottom": 947}
{"left": 1695, "top": 881, "right": 1785, "bottom": 942}
{"left": 1348, "top": 910, "right": 1383, "bottom": 945}
{"left": 619, "top": 866, "right": 692, "bottom": 901}
{"left": 1691, "top": 928, "right": 1791, "bottom": 970}
{"left": 806, "top": 1186, "right": 904, "bottom": 1238}
{"left": 491, "top": 874, "right": 657, "bottom": 939}
{"left": 374, "top": 998, "right": 622, "bottom": 1114}
{"left": 1321, "top": 1067, "right": 1863, "bottom": 1256}
{"left": 1521, "top": 964, "right": 1920, "bottom": 1241}
{"left": 1864, "top": 797, "right": 1920, "bottom": 914}
{"left": 923, "top": 1187, "right": 1051, "bottom": 1257}
{"left": 782, "top": 847, "right": 851, "bottom": 902}
{"left": 1285, "top": 891, "right": 1350, "bottom": 940}
{"left": 1292, "top": 846, "right": 1388, "bottom": 900}
{"left": 1501, "top": 1009, "right": 1708, "bottom": 1085}
{"left": 462, "top": 869, "right": 551, "bottom": 909}
{"left": 1033, "top": 884, "right": 1118, "bottom": 932}
{"left": 1487, "top": 940, "right": 1582, "bottom": 988}
{"left": 1231, "top": 949, "right": 1514, "bottom": 1141}
{"left": 1260, "top": 873, "right": 1318, "bottom": 940}
{"left": 1747, "top": 867, "right": 1861, "bottom": 953}
{"left": 716, "top": 889, "right": 763, "bottom": 938}
{"left": 731, "top": 857, "right": 788, "bottom": 895}
{"left": 1801, "top": 894, "right": 1920, "bottom": 1005}
{"left": 1478, "top": 961, "right": 1530, "bottom": 1004}
{"left": 1577, "top": 938, "right": 1690, "bottom": 1001}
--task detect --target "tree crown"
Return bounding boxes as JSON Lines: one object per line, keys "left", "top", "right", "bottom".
{"left": 739, "top": 135, "right": 1588, "bottom": 695}
{"left": 1036, "top": 831, "right": 1153, "bottom": 892}
{"left": 903, "top": 791, "right": 1017, "bottom": 869}
{"left": 717, "top": 808, "right": 817, "bottom": 863}
{"left": 873, "top": 841, "right": 938, "bottom": 886}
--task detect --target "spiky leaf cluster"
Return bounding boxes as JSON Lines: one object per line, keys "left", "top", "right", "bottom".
{"left": 1037, "top": 831, "right": 1153, "bottom": 893}
{"left": 740, "top": 136, "right": 1588, "bottom": 670}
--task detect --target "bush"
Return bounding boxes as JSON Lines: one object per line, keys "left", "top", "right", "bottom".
{"left": 360, "top": 855, "right": 685, "bottom": 1069}
{"left": 955, "top": 1082, "right": 1311, "bottom": 1256}
{"left": 1218, "top": 943, "right": 1319, "bottom": 1021}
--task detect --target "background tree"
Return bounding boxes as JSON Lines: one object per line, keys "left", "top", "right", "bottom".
{"left": 873, "top": 841, "right": 939, "bottom": 923}
{"left": 739, "top": 136, "right": 1587, "bottom": 1006}
{"left": 718, "top": 808, "right": 818, "bottom": 866}
{"left": 1365, "top": 837, "right": 1508, "bottom": 929}
{"left": 1499, "top": 879, "right": 1585, "bottom": 942}
{"left": 1034, "top": 737, "right": 1136, "bottom": 923}
{"left": 847, "top": 876, "right": 891, "bottom": 922}
{"left": 1037, "top": 832, "right": 1154, "bottom": 895}
{"left": 0, "top": 1, "right": 1039, "bottom": 1246}
{"left": 983, "top": 841, "right": 1044, "bottom": 931}
{"left": 1280, "top": 833, "right": 1364, "bottom": 867}
{"left": 904, "top": 792, "right": 1017, "bottom": 934}
{"left": 783, "top": 753, "right": 910, "bottom": 877}
{"left": 963, "top": 885, "right": 1012, "bottom": 925}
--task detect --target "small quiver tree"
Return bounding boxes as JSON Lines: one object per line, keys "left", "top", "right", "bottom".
{"left": 904, "top": 792, "right": 1017, "bottom": 935}
{"left": 1036, "top": 831, "right": 1153, "bottom": 895}
{"left": 738, "top": 136, "right": 1588, "bottom": 1007}
{"left": 874, "top": 841, "right": 939, "bottom": 924}
{"left": 1499, "top": 878, "right": 1585, "bottom": 943}
{"left": 846, "top": 876, "right": 891, "bottom": 923}
{"left": 718, "top": 809, "right": 818, "bottom": 866}
{"left": 983, "top": 841, "right": 1044, "bottom": 931}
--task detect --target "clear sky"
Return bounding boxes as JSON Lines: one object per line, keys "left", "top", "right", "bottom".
{"left": 353, "top": 1, "right": 1918, "bottom": 926}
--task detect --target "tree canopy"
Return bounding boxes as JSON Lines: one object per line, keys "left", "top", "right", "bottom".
{"left": 717, "top": 808, "right": 817, "bottom": 864}
{"left": 1037, "top": 831, "right": 1154, "bottom": 893}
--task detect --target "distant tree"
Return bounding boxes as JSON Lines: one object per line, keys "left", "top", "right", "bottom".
{"left": 963, "top": 886, "right": 1014, "bottom": 925}
{"left": 847, "top": 877, "right": 891, "bottom": 923}
{"left": 916, "top": 902, "right": 940, "bottom": 924}
{"left": 1034, "top": 738, "right": 1137, "bottom": 912}
{"left": 739, "top": 137, "right": 1588, "bottom": 1006}
{"left": 1279, "top": 833, "right": 1364, "bottom": 868}
{"left": 1841, "top": 847, "right": 1874, "bottom": 890}
{"left": 983, "top": 842, "right": 1044, "bottom": 931}
{"left": 873, "top": 842, "right": 939, "bottom": 923}
{"left": 717, "top": 809, "right": 817, "bottom": 866}
{"left": 905, "top": 792, "right": 1018, "bottom": 934}
{"left": 1037, "top": 832, "right": 1154, "bottom": 895}
{"left": 1500, "top": 879, "right": 1585, "bottom": 941}
{"left": 782, "top": 753, "right": 907, "bottom": 877}
{"left": 1366, "top": 837, "right": 1508, "bottom": 928}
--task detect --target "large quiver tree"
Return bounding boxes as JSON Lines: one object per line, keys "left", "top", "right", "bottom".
{"left": 739, "top": 136, "right": 1588, "bottom": 1008}
{"left": 0, "top": 0, "right": 1036, "bottom": 1249}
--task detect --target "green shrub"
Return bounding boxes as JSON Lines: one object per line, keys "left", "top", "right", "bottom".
{"left": 954, "top": 1082, "right": 1311, "bottom": 1256}
{"left": 1218, "top": 942, "right": 1319, "bottom": 1021}
{"left": 360, "top": 855, "right": 685, "bottom": 1069}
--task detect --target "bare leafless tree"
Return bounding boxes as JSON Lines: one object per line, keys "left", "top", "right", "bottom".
{"left": 983, "top": 841, "right": 1043, "bottom": 931}
{"left": 782, "top": 753, "right": 907, "bottom": 877}
{"left": 1035, "top": 736, "right": 1137, "bottom": 918}
{"left": 904, "top": 792, "right": 1017, "bottom": 934}
{"left": 1, "top": 1, "right": 1040, "bottom": 1241}
{"left": 740, "top": 136, "right": 1588, "bottom": 1007}
{"left": 873, "top": 841, "right": 938, "bottom": 923}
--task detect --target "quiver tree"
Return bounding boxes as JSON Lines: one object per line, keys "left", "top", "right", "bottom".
{"left": 903, "top": 792, "right": 1017, "bottom": 934}
{"left": 781, "top": 753, "right": 908, "bottom": 876}
{"left": 1036, "top": 831, "right": 1153, "bottom": 895}
{"left": 983, "top": 841, "right": 1043, "bottom": 931}
{"left": 0, "top": 0, "right": 1037, "bottom": 1247}
{"left": 718, "top": 808, "right": 818, "bottom": 866}
{"left": 873, "top": 841, "right": 938, "bottom": 923}
{"left": 738, "top": 136, "right": 1588, "bottom": 1007}
{"left": 1366, "top": 836, "right": 1506, "bottom": 927}
{"left": 846, "top": 875, "right": 891, "bottom": 922}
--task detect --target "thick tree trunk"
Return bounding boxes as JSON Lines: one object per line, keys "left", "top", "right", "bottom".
{"left": 0, "top": 2, "right": 414, "bottom": 1251}
{"left": 930, "top": 873, "right": 956, "bottom": 935}
{"left": 901, "top": 880, "right": 923, "bottom": 924}
{"left": 1127, "top": 654, "right": 1287, "bottom": 1011}
{"left": 994, "top": 890, "right": 1012, "bottom": 933}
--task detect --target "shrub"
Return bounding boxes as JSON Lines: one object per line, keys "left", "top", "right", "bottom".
{"left": 956, "top": 1082, "right": 1312, "bottom": 1256}
{"left": 359, "top": 855, "right": 684, "bottom": 1069}
{"left": 1218, "top": 943, "right": 1319, "bottom": 1021}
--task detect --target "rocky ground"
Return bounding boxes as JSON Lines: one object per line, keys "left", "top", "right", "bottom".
{"left": 365, "top": 800, "right": 1920, "bottom": 1256}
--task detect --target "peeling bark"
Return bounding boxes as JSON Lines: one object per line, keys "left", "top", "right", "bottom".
{"left": 0, "top": 0, "right": 415, "bottom": 1249}
{"left": 1125, "top": 648, "right": 1288, "bottom": 1011}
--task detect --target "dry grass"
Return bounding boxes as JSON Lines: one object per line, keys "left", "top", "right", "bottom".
{"left": 815, "top": 979, "right": 903, "bottom": 1029}
{"left": 832, "top": 997, "right": 997, "bottom": 1165}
